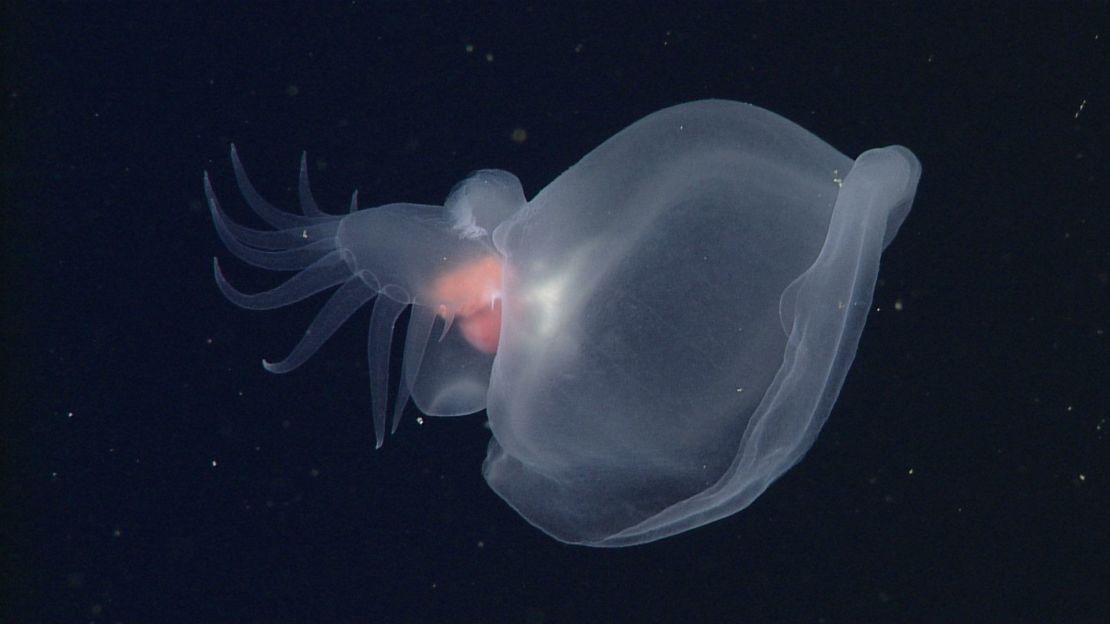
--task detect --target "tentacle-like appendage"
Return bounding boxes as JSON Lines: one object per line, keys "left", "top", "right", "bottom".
{"left": 262, "top": 277, "right": 377, "bottom": 374}
{"left": 392, "top": 304, "right": 436, "bottom": 434}
{"left": 298, "top": 152, "right": 328, "bottom": 218}
{"left": 368, "top": 296, "right": 408, "bottom": 448}
{"left": 213, "top": 252, "right": 352, "bottom": 310}
{"left": 207, "top": 171, "right": 339, "bottom": 270}
{"left": 206, "top": 170, "right": 339, "bottom": 250}
{"left": 230, "top": 144, "right": 325, "bottom": 230}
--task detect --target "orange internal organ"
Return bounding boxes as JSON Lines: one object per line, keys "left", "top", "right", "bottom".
{"left": 430, "top": 255, "right": 504, "bottom": 354}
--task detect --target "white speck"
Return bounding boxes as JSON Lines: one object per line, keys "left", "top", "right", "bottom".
{"left": 1074, "top": 99, "right": 1087, "bottom": 119}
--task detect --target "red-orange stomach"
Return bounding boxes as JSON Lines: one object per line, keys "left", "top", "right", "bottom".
{"left": 430, "top": 255, "right": 504, "bottom": 354}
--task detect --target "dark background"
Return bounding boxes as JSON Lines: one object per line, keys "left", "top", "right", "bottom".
{"left": 3, "top": 2, "right": 1106, "bottom": 622}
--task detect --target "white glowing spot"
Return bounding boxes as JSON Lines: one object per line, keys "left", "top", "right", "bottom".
{"left": 526, "top": 271, "right": 573, "bottom": 339}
